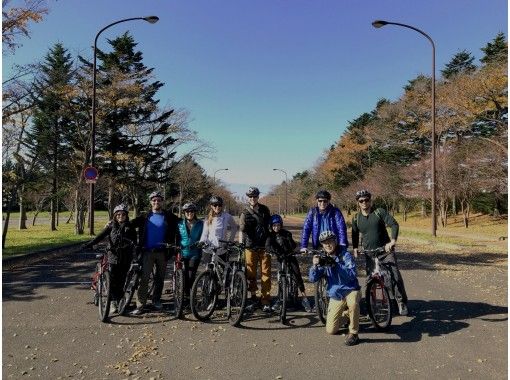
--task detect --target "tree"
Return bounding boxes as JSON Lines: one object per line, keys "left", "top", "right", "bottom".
{"left": 480, "top": 32, "right": 507, "bottom": 66}
{"left": 441, "top": 49, "right": 476, "bottom": 79}
{"left": 2, "top": 0, "right": 48, "bottom": 53}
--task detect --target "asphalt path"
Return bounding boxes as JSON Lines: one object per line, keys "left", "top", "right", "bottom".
{"left": 3, "top": 218, "right": 507, "bottom": 379}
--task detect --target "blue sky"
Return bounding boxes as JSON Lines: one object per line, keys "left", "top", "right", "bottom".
{"left": 3, "top": 0, "right": 507, "bottom": 195}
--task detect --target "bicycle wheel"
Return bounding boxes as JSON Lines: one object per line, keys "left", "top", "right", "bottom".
{"left": 98, "top": 270, "right": 111, "bottom": 322}
{"left": 190, "top": 271, "right": 218, "bottom": 321}
{"left": 227, "top": 270, "right": 247, "bottom": 327}
{"left": 366, "top": 279, "right": 392, "bottom": 330}
{"left": 288, "top": 273, "right": 299, "bottom": 307}
{"left": 280, "top": 277, "right": 288, "bottom": 324}
{"left": 117, "top": 267, "right": 139, "bottom": 315}
{"left": 315, "top": 276, "right": 328, "bottom": 325}
{"left": 173, "top": 268, "right": 185, "bottom": 319}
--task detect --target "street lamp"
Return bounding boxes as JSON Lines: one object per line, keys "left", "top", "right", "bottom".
{"left": 273, "top": 168, "right": 288, "bottom": 216}
{"left": 372, "top": 19, "right": 437, "bottom": 237}
{"left": 213, "top": 168, "right": 229, "bottom": 184}
{"left": 89, "top": 16, "right": 159, "bottom": 235}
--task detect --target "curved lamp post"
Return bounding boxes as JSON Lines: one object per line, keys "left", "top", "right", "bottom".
{"left": 89, "top": 16, "right": 159, "bottom": 235}
{"left": 372, "top": 20, "right": 436, "bottom": 237}
{"left": 213, "top": 168, "right": 229, "bottom": 184}
{"left": 273, "top": 168, "right": 288, "bottom": 216}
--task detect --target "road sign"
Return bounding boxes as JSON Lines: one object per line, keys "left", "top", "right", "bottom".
{"left": 84, "top": 166, "right": 98, "bottom": 183}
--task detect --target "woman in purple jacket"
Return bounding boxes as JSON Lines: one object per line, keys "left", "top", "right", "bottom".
{"left": 300, "top": 190, "right": 348, "bottom": 252}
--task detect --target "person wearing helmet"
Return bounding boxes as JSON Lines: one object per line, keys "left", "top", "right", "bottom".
{"left": 300, "top": 190, "right": 348, "bottom": 253}
{"left": 82, "top": 204, "right": 137, "bottom": 313}
{"left": 265, "top": 214, "right": 311, "bottom": 312}
{"left": 178, "top": 202, "right": 204, "bottom": 308}
{"left": 351, "top": 189, "right": 408, "bottom": 316}
{"left": 239, "top": 186, "right": 273, "bottom": 313}
{"left": 130, "top": 191, "right": 180, "bottom": 315}
{"left": 199, "top": 195, "right": 238, "bottom": 254}
{"left": 309, "top": 230, "right": 361, "bottom": 346}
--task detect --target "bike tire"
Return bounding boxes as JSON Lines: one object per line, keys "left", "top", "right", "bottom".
{"left": 315, "top": 276, "right": 329, "bottom": 325}
{"left": 280, "top": 278, "right": 288, "bottom": 324}
{"left": 190, "top": 271, "right": 218, "bottom": 322}
{"left": 366, "top": 279, "right": 392, "bottom": 331}
{"left": 228, "top": 270, "right": 247, "bottom": 327}
{"left": 288, "top": 273, "right": 299, "bottom": 307}
{"left": 117, "top": 268, "right": 139, "bottom": 315}
{"left": 173, "top": 268, "right": 185, "bottom": 319}
{"left": 98, "top": 270, "right": 111, "bottom": 322}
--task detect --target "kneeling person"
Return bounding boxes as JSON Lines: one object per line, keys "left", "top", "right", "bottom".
{"left": 309, "top": 231, "right": 361, "bottom": 346}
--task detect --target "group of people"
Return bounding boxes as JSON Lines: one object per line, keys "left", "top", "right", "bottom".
{"left": 84, "top": 186, "right": 409, "bottom": 347}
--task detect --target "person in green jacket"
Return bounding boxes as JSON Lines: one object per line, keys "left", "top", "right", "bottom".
{"left": 178, "top": 202, "right": 204, "bottom": 305}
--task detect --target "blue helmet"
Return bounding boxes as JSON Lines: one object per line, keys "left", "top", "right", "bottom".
{"left": 270, "top": 214, "right": 283, "bottom": 226}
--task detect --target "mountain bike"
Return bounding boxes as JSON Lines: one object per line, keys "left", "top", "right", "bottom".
{"left": 307, "top": 249, "right": 336, "bottom": 325}
{"left": 190, "top": 240, "right": 247, "bottom": 326}
{"left": 271, "top": 251, "right": 299, "bottom": 325}
{"left": 94, "top": 251, "right": 112, "bottom": 322}
{"left": 166, "top": 244, "right": 185, "bottom": 319}
{"left": 361, "top": 247, "right": 393, "bottom": 330}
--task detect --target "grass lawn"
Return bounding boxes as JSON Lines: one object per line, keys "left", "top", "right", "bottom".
{"left": 2, "top": 211, "right": 110, "bottom": 257}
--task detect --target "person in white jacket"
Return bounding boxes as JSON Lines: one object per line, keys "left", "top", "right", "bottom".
{"left": 199, "top": 196, "right": 238, "bottom": 254}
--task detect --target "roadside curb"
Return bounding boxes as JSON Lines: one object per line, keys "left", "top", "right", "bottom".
{"left": 2, "top": 242, "right": 84, "bottom": 269}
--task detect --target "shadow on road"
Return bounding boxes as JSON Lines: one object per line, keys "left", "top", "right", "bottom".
{"left": 362, "top": 299, "right": 507, "bottom": 344}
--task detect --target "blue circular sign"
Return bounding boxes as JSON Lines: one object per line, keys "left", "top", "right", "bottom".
{"left": 84, "top": 166, "right": 98, "bottom": 180}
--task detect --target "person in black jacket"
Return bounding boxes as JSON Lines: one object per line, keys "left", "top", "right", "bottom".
{"left": 129, "top": 191, "right": 180, "bottom": 315}
{"left": 239, "top": 187, "right": 272, "bottom": 312}
{"left": 265, "top": 214, "right": 312, "bottom": 312}
{"left": 82, "top": 204, "right": 136, "bottom": 313}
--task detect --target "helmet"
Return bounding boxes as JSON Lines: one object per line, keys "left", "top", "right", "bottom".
{"left": 270, "top": 214, "right": 283, "bottom": 226}
{"left": 209, "top": 195, "right": 224, "bottom": 206}
{"left": 182, "top": 202, "right": 197, "bottom": 212}
{"left": 319, "top": 230, "right": 336, "bottom": 243}
{"left": 355, "top": 189, "right": 372, "bottom": 200}
{"left": 246, "top": 186, "right": 260, "bottom": 197}
{"left": 149, "top": 191, "right": 164, "bottom": 201}
{"left": 315, "top": 190, "right": 331, "bottom": 200}
{"left": 113, "top": 204, "right": 129, "bottom": 215}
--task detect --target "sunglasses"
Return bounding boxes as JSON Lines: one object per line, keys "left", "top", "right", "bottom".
{"left": 317, "top": 199, "right": 329, "bottom": 203}
{"left": 211, "top": 204, "right": 223, "bottom": 207}
{"left": 248, "top": 195, "right": 259, "bottom": 199}
{"left": 151, "top": 198, "right": 162, "bottom": 203}
{"left": 358, "top": 198, "right": 370, "bottom": 204}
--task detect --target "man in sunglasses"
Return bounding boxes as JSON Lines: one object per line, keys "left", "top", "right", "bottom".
{"left": 300, "top": 190, "right": 348, "bottom": 253}
{"left": 351, "top": 189, "right": 409, "bottom": 316}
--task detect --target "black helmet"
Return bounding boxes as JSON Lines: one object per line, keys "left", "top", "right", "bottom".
{"left": 113, "top": 204, "right": 129, "bottom": 215}
{"left": 355, "top": 189, "right": 372, "bottom": 200}
{"left": 149, "top": 191, "right": 164, "bottom": 201}
{"left": 209, "top": 195, "right": 224, "bottom": 206}
{"left": 182, "top": 202, "right": 197, "bottom": 212}
{"left": 246, "top": 186, "right": 260, "bottom": 197}
{"left": 315, "top": 190, "right": 331, "bottom": 200}
{"left": 319, "top": 230, "right": 336, "bottom": 243}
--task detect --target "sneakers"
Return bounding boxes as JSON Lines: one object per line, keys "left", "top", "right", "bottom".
{"left": 110, "top": 301, "right": 118, "bottom": 314}
{"left": 130, "top": 307, "right": 145, "bottom": 316}
{"left": 271, "top": 301, "right": 281, "bottom": 312}
{"left": 153, "top": 301, "right": 163, "bottom": 311}
{"left": 301, "top": 297, "right": 312, "bottom": 313}
{"left": 262, "top": 304, "right": 272, "bottom": 313}
{"left": 245, "top": 296, "right": 259, "bottom": 312}
{"left": 398, "top": 302, "right": 408, "bottom": 316}
{"left": 345, "top": 333, "right": 359, "bottom": 346}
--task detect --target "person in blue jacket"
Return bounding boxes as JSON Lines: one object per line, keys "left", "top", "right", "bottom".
{"left": 309, "top": 230, "right": 361, "bottom": 346}
{"left": 178, "top": 202, "right": 204, "bottom": 305}
{"left": 300, "top": 190, "right": 348, "bottom": 253}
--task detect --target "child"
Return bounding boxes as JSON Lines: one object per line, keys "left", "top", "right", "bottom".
{"left": 265, "top": 214, "right": 312, "bottom": 312}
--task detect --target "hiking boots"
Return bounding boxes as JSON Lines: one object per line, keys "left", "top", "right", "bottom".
{"left": 345, "top": 333, "right": 359, "bottom": 346}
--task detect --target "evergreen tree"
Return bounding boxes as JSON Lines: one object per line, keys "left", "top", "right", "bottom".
{"left": 441, "top": 49, "right": 476, "bottom": 79}
{"left": 25, "top": 43, "right": 75, "bottom": 230}
{"left": 480, "top": 32, "right": 507, "bottom": 65}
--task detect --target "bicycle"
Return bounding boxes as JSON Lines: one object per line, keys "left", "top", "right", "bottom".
{"left": 190, "top": 240, "right": 247, "bottom": 326}
{"left": 360, "top": 247, "right": 393, "bottom": 330}
{"left": 271, "top": 251, "right": 299, "bottom": 325}
{"left": 307, "top": 248, "right": 336, "bottom": 325}
{"left": 166, "top": 244, "right": 185, "bottom": 319}
{"left": 92, "top": 250, "right": 112, "bottom": 322}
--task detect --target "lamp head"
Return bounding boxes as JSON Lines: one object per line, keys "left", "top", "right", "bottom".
{"left": 143, "top": 16, "right": 159, "bottom": 24}
{"left": 372, "top": 20, "right": 388, "bottom": 28}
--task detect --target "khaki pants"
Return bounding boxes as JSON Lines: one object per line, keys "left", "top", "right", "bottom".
{"left": 245, "top": 248, "right": 271, "bottom": 305}
{"left": 326, "top": 290, "right": 361, "bottom": 335}
{"left": 136, "top": 250, "right": 168, "bottom": 308}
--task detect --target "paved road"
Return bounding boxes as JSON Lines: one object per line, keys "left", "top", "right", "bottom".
{"left": 3, "top": 219, "right": 507, "bottom": 379}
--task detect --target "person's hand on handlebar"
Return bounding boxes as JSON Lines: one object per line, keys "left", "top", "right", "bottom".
{"left": 385, "top": 240, "right": 396, "bottom": 253}
{"left": 300, "top": 248, "right": 308, "bottom": 255}
{"left": 353, "top": 248, "right": 359, "bottom": 258}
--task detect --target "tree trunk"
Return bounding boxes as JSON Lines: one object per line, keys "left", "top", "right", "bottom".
{"left": 421, "top": 200, "right": 427, "bottom": 217}
{"left": 66, "top": 211, "right": 73, "bottom": 224}
{"left": 18, "top": 186, "right": 27, "bottom": 230}
{"left": 452, "top": 195, "right": 457, "bottom": 215}
{"left": 74, "top": 188, "right": 85, "bottom": 235}
{"left": 108, "top": 178, "right": 114, "bottom": 219}
{"left": 2, "top": 196, "right": 14, "bottom": 249}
